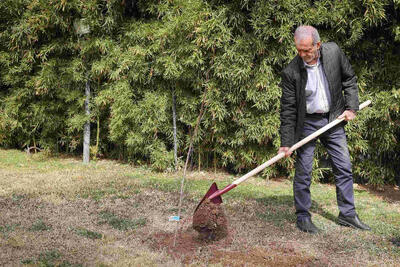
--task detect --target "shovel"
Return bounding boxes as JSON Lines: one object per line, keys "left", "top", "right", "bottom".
{"left": 194, "top": 100, "right": 372, "bottom": 214}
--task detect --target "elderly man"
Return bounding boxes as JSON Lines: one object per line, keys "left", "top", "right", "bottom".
{"left": 279, "top": 25, "right": 370, "bottom": 233}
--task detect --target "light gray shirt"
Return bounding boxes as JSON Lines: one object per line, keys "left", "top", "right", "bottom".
{"left": 304, "top": 58, "right": 331, "bottom": 114}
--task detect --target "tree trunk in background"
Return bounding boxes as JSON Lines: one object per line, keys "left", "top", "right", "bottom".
{"left": 83, "top": 79, "right": 91, "bottom": 164}
{"left": 172, "top": 88, "right": 178, "bottom": 170}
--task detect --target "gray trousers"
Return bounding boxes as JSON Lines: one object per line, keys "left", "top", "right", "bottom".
{"left": 294, "top": 113, "right": 356, "bottom": 219}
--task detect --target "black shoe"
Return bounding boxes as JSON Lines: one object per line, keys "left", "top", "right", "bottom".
{"left": 390, "top": 237, "right": 400, "bottom": 247}
{"left": 338, "top": 213, "right": 371, "bottom": 230}
{"left": 296, "top": 217, "right": 320, "bottom": 234}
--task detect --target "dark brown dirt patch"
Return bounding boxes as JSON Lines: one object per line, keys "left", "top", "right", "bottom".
{"left": 192, "top": 199, "right": 228, "bottom": 240}
{"left": 148, "top": 227, "right": 328, "bottom": 267}
{"left": 147, "top": 226, "right": 234, "bottom": 264}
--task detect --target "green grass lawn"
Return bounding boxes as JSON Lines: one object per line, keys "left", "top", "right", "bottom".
{"left": 1, "top": 148, "right": 399, "bottom": 266}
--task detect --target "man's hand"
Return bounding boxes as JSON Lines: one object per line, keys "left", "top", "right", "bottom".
{"left": 278, "top": 147, "right": 292, "bottom": 157}
{"left": 338, "top": 110, "right": 356, "bottom": 121}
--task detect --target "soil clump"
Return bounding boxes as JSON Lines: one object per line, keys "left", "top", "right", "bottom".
{"left": 192, "top": 199, "right": 228, "bottom": 240}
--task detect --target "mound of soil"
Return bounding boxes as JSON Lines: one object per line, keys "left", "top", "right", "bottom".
{"left": 148, "top": 226, "right": 233, "bottom": 264}
{"left": 192, "top": 199, "right": 228, "bottom": 240}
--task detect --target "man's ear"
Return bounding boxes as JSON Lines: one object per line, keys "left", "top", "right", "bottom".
{"left": 316, "top": 41, "right": 321, "bottom": 50}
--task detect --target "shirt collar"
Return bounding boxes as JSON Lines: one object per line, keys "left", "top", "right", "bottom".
{"left": 304, "top": 57, "right": 320, "bottom": 68}
{"left": 303, "top": 49, "right": 322, "bottom": 68}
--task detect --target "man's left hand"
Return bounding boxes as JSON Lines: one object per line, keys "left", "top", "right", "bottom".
{"left": 338, "top": 110, "right": 356, "bottom": 121}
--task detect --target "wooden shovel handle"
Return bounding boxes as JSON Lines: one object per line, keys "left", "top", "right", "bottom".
{"left": 232, "top": 100, "right": 372, "bottom": 186}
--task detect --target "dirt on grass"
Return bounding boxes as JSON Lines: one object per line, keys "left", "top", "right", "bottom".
{"left": 147, "top": 225, "right": 328, "bottom": 267}
{"left": 148, "top": 225, "right": 234, "bottom": 264}
{"left": 0, "top": 188, "right": 333, "bottom": 267}
{"left": 147, "top": 213, "right": 319, "bottom": 266}
{"left": 1, "top": 151, "right": 400, "bottom": 266}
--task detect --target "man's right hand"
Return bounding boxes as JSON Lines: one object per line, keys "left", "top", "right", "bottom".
{"left": 278, "top": 147, "right": 292, "bottom": 157}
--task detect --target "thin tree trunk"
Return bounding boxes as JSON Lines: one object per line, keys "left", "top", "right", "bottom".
{"left": 94, "top": 78, "right": 101, "bottom": 160}
{"left": 206, "top": 149, "right": 209, "bottom": 169}
{"left": 214, "top": 150, "right": 217, "bottom": 174}
{"left": 95, "top": 115, "right": 100, "bottom": 160}
{"left": 83, "top": 78, "right": 90, "bottom": 164}
{"left": 198, "top": 147, "right": 201, "bottom": 172}
{"left": 174, "top": 85, "right": 208, "bottom": 246}
{"left": 172, "top": 88, "right": 178, "bottom": 170}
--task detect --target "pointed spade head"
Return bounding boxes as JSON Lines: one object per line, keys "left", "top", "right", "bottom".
{"left": 194, "top": 182, "right": 222, "bottom": 213}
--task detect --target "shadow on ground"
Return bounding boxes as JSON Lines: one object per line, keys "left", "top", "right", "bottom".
{"left": 254, "top": 195, "right": 338, "bottom": 226}
{"left": 355, "top": 185, "right": 400, "bottom": 203}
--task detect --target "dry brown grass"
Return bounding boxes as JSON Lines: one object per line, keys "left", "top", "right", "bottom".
{"left": 1, "top": 149, "right": 400, "bottom": 266}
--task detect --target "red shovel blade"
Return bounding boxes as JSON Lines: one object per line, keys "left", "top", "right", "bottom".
{"left": 194, "top": 182, "right": 223, "bottom": 212}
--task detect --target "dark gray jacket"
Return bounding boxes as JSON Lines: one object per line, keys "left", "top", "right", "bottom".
{"left": 279, "top": 42, "right": 359, "bottom": 147}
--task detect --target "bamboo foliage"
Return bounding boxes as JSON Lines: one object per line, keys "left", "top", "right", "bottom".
{"left": 0, "top": 0, "right": 399, "bottom": 184}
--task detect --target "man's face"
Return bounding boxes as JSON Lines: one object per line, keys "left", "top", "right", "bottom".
{"left": 294, "top": 36, "right": 320, "bottom": 65}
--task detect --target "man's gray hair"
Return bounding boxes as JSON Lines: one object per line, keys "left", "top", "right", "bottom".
{"left": 294, "top": 25, "right": 320, "bottom": 45}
